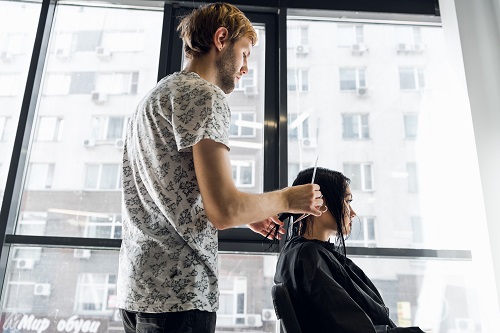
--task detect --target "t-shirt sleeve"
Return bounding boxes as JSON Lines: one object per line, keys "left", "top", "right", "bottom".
{"left": 172, "top": 84, "right": 230, "bottom": 152}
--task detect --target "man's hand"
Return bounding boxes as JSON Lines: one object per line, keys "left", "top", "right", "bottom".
{"left": 283, "top": 184, "right": 323, "bottom": 216}
{"left": 247, "top": 215, "right": 285, "bottom": 240}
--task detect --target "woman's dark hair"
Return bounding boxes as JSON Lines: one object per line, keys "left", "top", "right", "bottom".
{"left": 276, "top": 167, "right": 351, "bottom": 260}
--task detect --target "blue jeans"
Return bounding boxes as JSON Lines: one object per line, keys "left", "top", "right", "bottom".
{"left": 120, "top": 309, "right": 217, "bottom": 333}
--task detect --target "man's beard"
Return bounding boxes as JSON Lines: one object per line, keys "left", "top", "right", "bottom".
{"left": 216, "top": 43, "right": 237, "bottom": 94}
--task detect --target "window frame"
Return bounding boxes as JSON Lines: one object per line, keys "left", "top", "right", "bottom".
{"left": 0, "top": 0, "right": 476, "bottom": 302}
{"left": 342, "top": 113, "right": 370, "bottom": 139}
{"left": 339, "top": 67, "right": 367, "bottom": 91}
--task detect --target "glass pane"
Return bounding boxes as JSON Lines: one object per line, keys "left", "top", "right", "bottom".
{"left": 15, "top": 4, "right": 163, "bottom": 238}
{"left": 0, "top": 0, "right": 41, "bottom": 205}
{"left": 286, "top": 18, "right": 485, "bottom": 252}
{"left": 1, "top": 247, "right": 121, "bottom": 326}
{"left": 0, "top": 249, "right": 281, "bottom": 333}
{"left": 400, "top": 67, "right": 416, "bottom": 89}
{"left": 217, "top": 253, "right": 279, "bottom": 332}
{"left": 355, "top": 257, "right": 482, "bottom": 332}
{"left": 0, "top": 247, "right": 484, "bottom": 333}
{"left": 226, "top": 25, "right": 265, "bottom": 194}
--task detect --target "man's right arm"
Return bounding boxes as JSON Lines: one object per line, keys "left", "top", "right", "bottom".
{"left": 192, "top": 138, "right": 323, "bottom": 230}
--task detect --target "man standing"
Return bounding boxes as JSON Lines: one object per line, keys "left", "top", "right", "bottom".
{"left": 117, "top": 3, "right": 323, "bottom": 333}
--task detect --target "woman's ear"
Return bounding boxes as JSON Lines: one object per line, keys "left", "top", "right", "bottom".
{"left": 213, "top": 27, "right": 229, "bottom": 51}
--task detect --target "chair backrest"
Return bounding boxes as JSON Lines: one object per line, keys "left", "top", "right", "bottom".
{"left": 272, "top": 283, "right": 303, "bottom": 333}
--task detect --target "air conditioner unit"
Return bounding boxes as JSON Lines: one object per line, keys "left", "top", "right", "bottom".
{"left": 295, "top": 45, "right": 310, "bottom": 55}
{"left": 16, "top": 258, "right": 35, "bottom": 269}
{"left": 356, "top": 86, "right": 368, "bottom": 96}
{"left": 261, "top": 309, "right": 277, "bottom": 321}
{"left": 455, "top": 318, "right": 475, "bottom": 332}
{"left": 95, "top": 46, "right": 111, "bottom": 58}
{"left": 0, "top": 51, "right": 13, "bottom": 61}
{"left": 351, "top": 43, "right": 367, "bottom": 55}
{"left": 34, "top": 283, "right": 51, "bottom": 296}
{"left": 397, "top": 43, "right": 410, "bottom": 53}
{"left": 244, "top": 85, "right": 257, "bottom": 96}
{"left": 114, "top": 139, "right": 125, "bottom": 149}
{"left": 74, "top": 249, "right": 91, "bottom": 259}
{"left": 412, "top": 43, "right": 425, "bottom": 52}
{"left": 55, "top": 48, "right": 70, "bottom": 58}
{"left": 83, "top": 139, "right": 96, "bottom": 147}
{"left": 244, "top": 314, "right": 262, "bottom": 327}
{"left": 91, "top": 91, "right": 107, "bottom": 103}
{"left": 300, "top": 137, "right": 317, "bottom": 148}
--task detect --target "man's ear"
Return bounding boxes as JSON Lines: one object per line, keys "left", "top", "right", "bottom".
{"left": 213, "top": 27, "right": 229, "bottom": 51}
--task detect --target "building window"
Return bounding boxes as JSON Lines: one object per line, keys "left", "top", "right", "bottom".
{"left": 342, "top": 114, "right": 369, "bottom": 139}
{"left": 3, "top": 280, "right": 35, "bottom": 312}
{"left": 343, "top": 163, "right": 373, "bottom": 191}
{"left": 407, "top": 163, "right": 418, "bottom": 193}
{"left": 231, "top": 160, "right": 255, "bottom": 188}
{"left": 17, "top": 212, "right": 47, "bottom": 235}
{"left": 288, "top": 113, "right": 310, "bottom": 140}
{"left": 36, "top": 116, "right": 64, "bottom": 141}
{"left": 69, "top": 72, "right": 96, "bottom": 94}
{"left": 404, "top": 114, "right": 418, "bottom": 139}
{"left": 44, "top": 73, "right": 71, "bottom": 95}
{"left": 95, "top": 72, "right": 139, "bottom": 95}
{"left": 13, "top": 246, "right": 43, "bottom": 261}
{"left": 399, "top": 67, "right": 425, "bottom": 90}
{"left": 287, "top": 25, "right": 309, "bottom": 48}
{"left": 74, "top": 273, "right": 116, "bottom": 313}
{"left": 411, "top": 216, "right": 423, "bottom": 243}
{"left": 288, "top": 69, "right": 309, "bottom": 92}
{"left": 348, "top": 216, "right": 376, "bottom": 246}
{"left": 218, "top": 276, "right": 249, "bottom": 328}
{"left": 73, "top": 30, "right": 102, "bottom": 52}
{"left": 90, "top": 116, "right": 128, "bottom": 141}
{"left": 84, "top": 214, "right": 122, "bottom": 239}
{"left": 27, "top": 163, "right": 55, "bottom": 190}
{"left": 395, "top": 26, "right": 424, "bottom": 53}
{"left": 288, "top": 163, "right": 300, "bottom": 186}
{"left": 101, "top": 31, "right": 145, "bottom": 52}
{"left": 84, "top": 164, "right": 121, "bottom": 190}
{"left": 337, "top": 25, "right": 364, "bottom": 46}
{"left": 230, "top": 112, "right": 256, "bottom": 137}
{"left": 339, "top": 68, "right": 366, "bottom": 90}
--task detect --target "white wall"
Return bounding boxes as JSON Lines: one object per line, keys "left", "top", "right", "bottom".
{"left": 439, "top": 0, "right": 500, "bottom": 331}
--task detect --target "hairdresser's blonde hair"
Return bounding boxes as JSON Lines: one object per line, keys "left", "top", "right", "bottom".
{"left": 177, "top": 2, "right": 258, "bottom": 58}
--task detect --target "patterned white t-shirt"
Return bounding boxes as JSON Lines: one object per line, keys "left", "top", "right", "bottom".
{"left": 117, "top": 71, "right": 230, "bottom": 312}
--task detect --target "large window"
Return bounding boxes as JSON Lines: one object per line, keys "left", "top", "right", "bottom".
{"left": 0, "top": 1, "right": 41, "bottom": 203}
{"left": 15, "top": 3, "right": 162, "bottom": 238}
{"left": 1, "top": 2, "right": 498, "bottom": 333}
{"left": 287, "top": 17, "right": 491, "bottom": 332}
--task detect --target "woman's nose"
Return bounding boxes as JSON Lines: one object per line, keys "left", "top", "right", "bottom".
{"left": 349, "top": 206, "right": 356, "bottom": 218}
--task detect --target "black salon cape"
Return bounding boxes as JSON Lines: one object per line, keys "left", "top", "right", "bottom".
{"left": 274, "top": 237, "right": 424, "bottom": 333}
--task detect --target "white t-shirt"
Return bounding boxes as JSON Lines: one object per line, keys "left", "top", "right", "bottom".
{"left": 117, "top": 71, "right": 230, "bottom": 312}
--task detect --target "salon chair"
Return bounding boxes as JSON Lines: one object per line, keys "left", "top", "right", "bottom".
{"left": 272, "top": 283, "right": 303, "bottom": 333}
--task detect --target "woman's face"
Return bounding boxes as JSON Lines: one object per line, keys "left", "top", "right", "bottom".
{"left": 307, "top": 185, "right": 357, "bottom": 241}
{"left": 342, "top": 186, "right": 356, "bottom": 236}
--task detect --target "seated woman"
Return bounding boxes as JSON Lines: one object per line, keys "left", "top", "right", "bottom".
{"left": 274, "top": 167, "right": 425, "bottom": 333}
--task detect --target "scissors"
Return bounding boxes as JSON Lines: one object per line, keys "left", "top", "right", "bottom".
{"left": 293, "top": 155, "right": 319, "bottom": 225}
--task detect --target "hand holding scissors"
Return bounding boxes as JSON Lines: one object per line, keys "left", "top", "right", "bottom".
{"left": 293, "top": 156, "right": 322, "bottom": 224}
